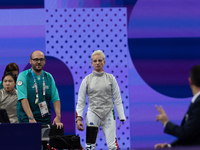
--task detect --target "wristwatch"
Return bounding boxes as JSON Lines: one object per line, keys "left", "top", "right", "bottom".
{"left": 75, "top": 118, "right": 82, "bottom": 123}
{"left": 29, "top": 116, "right": 34, "bottom": 120}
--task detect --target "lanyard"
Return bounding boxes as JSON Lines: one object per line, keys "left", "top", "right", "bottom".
{"left": 31, "top": 69, "right": 45, "bottom": 104}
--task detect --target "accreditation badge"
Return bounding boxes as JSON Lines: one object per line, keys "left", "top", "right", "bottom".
{"left": 38, "top": 101, "right": 49, "bottom": 117}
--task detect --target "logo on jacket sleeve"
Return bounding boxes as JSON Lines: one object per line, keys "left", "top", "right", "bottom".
{"left": 17, "top": 80, "right": 22, "bottom": 86}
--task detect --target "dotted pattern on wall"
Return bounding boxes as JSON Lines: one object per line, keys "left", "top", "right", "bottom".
{"left": 45, "top": 8, "right": 130, "bottom": 150}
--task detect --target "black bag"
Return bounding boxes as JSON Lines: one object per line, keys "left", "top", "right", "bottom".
{"left": 50, "top": 134, "right": 82, "bottom": 149}
{"left": 48, "top": 125, "right": 64, "bottom": 136}
{"left": 41, "top": 124, "right": 64, "bottom": 138}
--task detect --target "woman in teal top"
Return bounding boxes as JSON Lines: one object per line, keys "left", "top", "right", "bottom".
{"left": 0, "top": 63, "right": 19, "bottom": 89}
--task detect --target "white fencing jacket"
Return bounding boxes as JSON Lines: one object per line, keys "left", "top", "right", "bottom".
{"left": 76, "top": 71, "right": 126, "bottom": 121}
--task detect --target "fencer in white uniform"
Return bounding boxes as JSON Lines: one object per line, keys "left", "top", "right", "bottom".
{"left": 76, "top": 50, "right": 126, "bottom": 150}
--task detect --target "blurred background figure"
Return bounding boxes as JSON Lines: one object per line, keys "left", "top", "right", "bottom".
{"left": 0, "top": 63, "right": 19, "bottom": 89}
{"left": 154, "top": 64, "right": 200, "bottom": 149}
{"left": 0, "top": 72, "right": 18, "bottom": 123}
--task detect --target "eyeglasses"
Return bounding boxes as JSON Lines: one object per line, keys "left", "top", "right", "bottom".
{"left": 31, "top": 58, "right": 45, "bottom": 62}
{"left": 92, "top": 59, "right": 103, "bottom": 63}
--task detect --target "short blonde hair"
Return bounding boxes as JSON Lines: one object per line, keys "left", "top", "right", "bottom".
{"left": 91, "top": 50, "right": 105, "bottom": 61}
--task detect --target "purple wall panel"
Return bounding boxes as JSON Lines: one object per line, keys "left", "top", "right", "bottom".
{"left": 0, "top": 0, "right": 199, "bottom": 149}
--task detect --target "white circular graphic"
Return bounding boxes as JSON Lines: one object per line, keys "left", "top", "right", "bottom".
{"left": 17, "top": 80, "right": 22, "bottom": 86}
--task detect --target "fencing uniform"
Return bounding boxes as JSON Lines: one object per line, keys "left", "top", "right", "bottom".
{"left": 0, "top": 88, "right": 18, "bottom": 123}
{"left": 76, "top": 71, "right": 126, "bottom": 150}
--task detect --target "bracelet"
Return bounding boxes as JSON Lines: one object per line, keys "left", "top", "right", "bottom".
{"left": 29, "top": 116, "right": 34, "bottom": 120}
{"left": 75, "top": 118, "right": 82, "bottom": 123}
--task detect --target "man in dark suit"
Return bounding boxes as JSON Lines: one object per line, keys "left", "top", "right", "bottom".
{"left": 154, "top": 64, "right": 200, "bottom": 149}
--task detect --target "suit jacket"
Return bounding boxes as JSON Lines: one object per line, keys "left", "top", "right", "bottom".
{"left": 164, "top": 95, "right": 200, "bottom": 146}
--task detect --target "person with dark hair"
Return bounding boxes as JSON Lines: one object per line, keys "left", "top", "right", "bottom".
{"left": 0, "top": 63, "right": 19, "bottom": 89}
{"left": 16, "top": 50, "right": 63, "bottom": 128}
{"left": 76, "top": 50, "right": 126, "bottom": 150}
{"left": 4, "top": 62, "right": 19, "bottom": 76}
{"left": 154, "top": 64, "right": 200, "bottom": 149}
{"left": 0, "top": 72, "right": 18, "bottom": 123}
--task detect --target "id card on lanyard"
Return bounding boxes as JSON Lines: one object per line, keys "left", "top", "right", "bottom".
{"left": 31, "top": 69, "right": 49, "bottom": 117}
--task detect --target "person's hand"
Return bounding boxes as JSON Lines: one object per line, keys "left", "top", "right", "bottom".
{"left": 29, "top": 118, "right": 37, "bottom": 123}
{"left": 52, "top": 116, "right": 63, "bottom": 129}
{"left": 77, "top": 120, "right": 84, "bottom": 131}
{"left": 154, "top": 143, "right": 169, "bottom": 149}
{"left": 155, "top": 105, "right": 169, "bottom": 125}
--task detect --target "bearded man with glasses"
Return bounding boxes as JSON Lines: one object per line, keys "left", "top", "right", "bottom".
{"left": 16, "top": 50, "right": 63, "bottom": 128}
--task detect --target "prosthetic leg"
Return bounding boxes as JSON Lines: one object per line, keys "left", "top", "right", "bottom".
{"left": 85, "top": 125, "right": 99, "bottom": 150}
